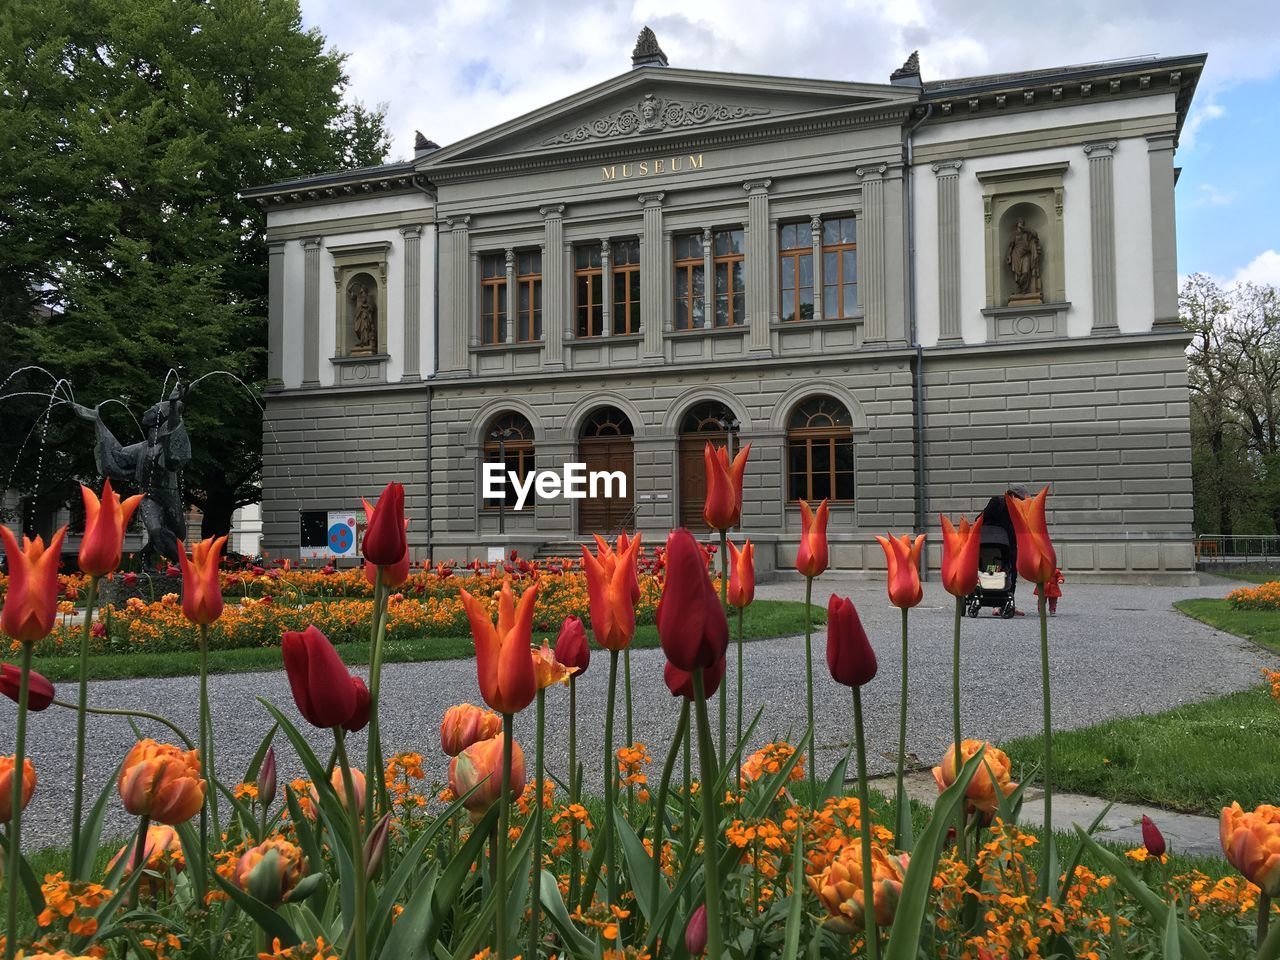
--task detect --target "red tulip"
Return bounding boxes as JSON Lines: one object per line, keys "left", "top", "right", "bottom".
{"left": 727, "top": 539, "right": 755, "bottom": 609}
{"left": 460, "top": 578, "right": 538, "bottom": 715}
{"left": 1142, "top": 814, "right": 1167, "bottom": 857}
{"left": 362, "top": 482, "right": 406, "bottom": 567}
{"left": 177, "top": 536, "right": 226, "bottom": 626}
{"left": 78, "top": 479, "right": 144, "bottom": 577}
{"left": 281, "top": 625, "right": 359, "bottom": 729}
{"left": 1006, "top": 487, "right": 1057, "bottom": 585}
{"left": 939, "top": 514, "right": 984, "bottom": 598}
{"left": 345, "top": 677, "right": 371, "bottom": 733}
{"left": 362, "top": 513, "right": 410, "bottom": 589}
{"left": 826, "top": 596, "right": 877, "bottom": 687}
{"left": 0, "top": 525, "right": 67, "bottom": 644}
{"left": 0, "top": 663, "right": 55, "bottom": 711}
{"left": 657, "top": 529, "right": 729, "bottom": 672}
{"left": 703, "top": 441, "right": 751, "bottom": 531}
{"left": 554, "top": 615, "right": 590, "bottom": 675}
{"left": 663, "top": 657, "right": 726, "bottom": 700}
{"left": 876, "top": 533, "right": 925, "bottom": 609}
{"left": 582, "top": 534, "right": 642, "bottom": 652}
{"left": 795, "top": 499, "right": 829, "bottom": 578}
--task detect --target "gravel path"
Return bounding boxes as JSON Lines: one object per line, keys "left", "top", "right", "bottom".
{"left": 6, "top": 573, "right": 1274, "bottom": 848}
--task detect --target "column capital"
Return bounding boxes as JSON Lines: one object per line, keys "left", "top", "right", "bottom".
{"left": 302, "top": 236, "right": 323, "bottom": 250}
{"left": 637, "top": 192, "right": 665, "bottom": 208}
{"left": 1084, "top": 139, "right": 1118, "bottom": 157}
{"left": 268, "top": 239, "right": 287, "bottom": 253}
{"left": 539, "top": 204, "right": 566, "bottom": 219}
{"left": 854, "top": 163, "right": 889, "bottom": 181}
{"left": 930, "top": 158, "right": 963, "bottom": 176}
{"left": 742, "top": 178, "right": 773, "bottom": 195}
{"left": 701, "top": 227, "right": 712, "bottom": 248}
{"left": 443, "top": 215, "right": 471, "bottom": 231}
{"left": 399, "top": 224, "right": 423, "bottom": 237}
{"left": 1146, "top": 133, "right": 1177, "bottom": 152}
{"left": 809, "top": 214, "right": 822, "bottom": 234}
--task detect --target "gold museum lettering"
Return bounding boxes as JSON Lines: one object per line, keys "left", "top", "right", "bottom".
{"left": 601, "top": 153, "right": 704, "bottom": 181}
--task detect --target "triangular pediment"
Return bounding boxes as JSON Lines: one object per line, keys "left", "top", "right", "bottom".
{"left": 422, "top": 67, "right": 916, "bottom": 172}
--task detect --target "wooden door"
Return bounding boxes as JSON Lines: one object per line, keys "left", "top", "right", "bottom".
{"left": 577, "top": 437, "right": 634, "bottom": 535}
{"left": 678, "top": 433, "right": 727, "bottom": 530}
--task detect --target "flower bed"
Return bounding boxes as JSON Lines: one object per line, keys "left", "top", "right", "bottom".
{"left": 1228, "top": 580, "right": 1280, "bottom": 610}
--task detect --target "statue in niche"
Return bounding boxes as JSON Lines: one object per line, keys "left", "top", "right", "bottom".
{"left": 1005, "top": 217, "right": 1043, "bottom": 305}
{"left": 349, "top": 277, "right": 377, "bottom": 353}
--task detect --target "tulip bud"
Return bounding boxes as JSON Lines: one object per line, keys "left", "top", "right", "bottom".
{"left": 441, "top": 704, "right": 503, "bottom": 757}
{"left": 1141, "top": 815, "right": 1166, "bottom": 857}
{"left": 825, "top": 596, "right": 877, "bottom": 688}
{"left": 663, "top": 658, "right": 726, "bottom": 701}
{"left": 0, "top": 663, "right": 56, "bottom": 711}
{"left": 233, "top": 837, "right": 306, "bottom": 907}
{"left": 281, "top": 626, "right": 359, "bottom": 730}
{"left": 345, "top": 677, "right": 372, "bottom": 733}
{"left": 0, "top": 756, "right": 36, "bottom": 823}
{"left": 362, "top": 482, "right": 407, "bottom": 566}
{"left": 554, "top": 615, "right": 590, "bottom": 675}
{"left": 364, "top": 812, "right": 392, "bottom": 879}
{"left": 656, "top": 529, "right": 728, "bottom": 672}
{"left": 257, "top": 747, "right": 277, "bottom": 810}
{"left": 795, "top": 499, "right": 829, "bottom": 579}
{"left": 685, "top": 903, "right": 708, "bottom": 955}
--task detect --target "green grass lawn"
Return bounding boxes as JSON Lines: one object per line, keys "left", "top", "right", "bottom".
{"left": 1175, "top": 597, "right": 1280, "bottom": 653}
{"left": 28, "top": 599, "right": 824, "bottom": 682}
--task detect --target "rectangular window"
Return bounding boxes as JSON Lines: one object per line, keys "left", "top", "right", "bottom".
{"left": 673, "top": 234, "right": 705, "bottom": 330}
{"left": 516, "top": 251, "right": 542, "bottom": 342}
{"left": 611, "top": 239, "right": 641, "bottom": 335}
{"left": 483, "top": 447, "right": 536, "bottom": 509}
{"left": 574, "top": 244, "right": 603, "bottom": 338}
{"left": 713, "top": 228, "right": 745, "bottom": 328}
{"left": 779, "top": 223, "right": 815, "bottom": 322}
{"left": 480, "top": 254, "right": 507, "bottom": 344}
{"left": 821, "top": 216, "right": 858, "bottom": 319}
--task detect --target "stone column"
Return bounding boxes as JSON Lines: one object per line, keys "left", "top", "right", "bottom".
{"left": 639, "top": 193, "right": 665, "bottom": 357}
{"left": 267, "top": 240, "right": 285, "bottom": 383}
{"left": 599, "top": 239, "right": 612, "bottom": 337}
{"left": 302, "top": 237, "right": 322, "bottom": 385}
{"left": 447, "top": 216, "right": 472, "bottom": 372}
{"left": 504, "top": 248, "right": 516, "bottom": 344}
{"left": 933, "top": 159, "right": 963, "bottom": 342}
{"left": 1147, "top": 134, "right": 1179, "bottom": 325}
{"left": 400, "top": 225, "right": 422, "bottom": 378}
{"left": 700, "top": 228, "right": 713, "bottom": 328}
{"left": 854, "top": 165, "right": 887, "bottom": 342}
{"left": 539, "top": 206, "right": 566, "bottom": 367}
{"left": 810, "top": 215, "right": 824, "bottom": 321}
{"left": 743, "top": 179, "right": 773, "bottom": 354}
{"left": 662, "top": 230, "right": 675, "bottom": 335}
{"left": 1085, "top": 140, "right": 1119, "bottom": 330}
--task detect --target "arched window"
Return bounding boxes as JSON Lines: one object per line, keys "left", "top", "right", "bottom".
{"left": 680, "top": 400, "right": 736, "bottom": 435}
{"left": 786, "top": 396, "right": 855, "bottom": 502}
{"left": 483, "top": 412, "right": 535, "bottom": 509}
{"left": 580, "top": 406, "right": 634, "bottom": 438}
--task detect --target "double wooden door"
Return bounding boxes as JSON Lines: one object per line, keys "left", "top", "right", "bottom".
{"left": 577, "top": 437, "right": 635, "bottom": 535}
{"left": 678, "top": 432, "right": 729, "bottom": 530}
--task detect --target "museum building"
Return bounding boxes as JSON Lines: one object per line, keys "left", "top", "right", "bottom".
{"left": 242, "top": 32, "right": 1204, "bottom": 581}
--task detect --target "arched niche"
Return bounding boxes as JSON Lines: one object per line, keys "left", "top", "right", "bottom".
{"left": 977, "top": 163, "right": 1067, "bottom": 308}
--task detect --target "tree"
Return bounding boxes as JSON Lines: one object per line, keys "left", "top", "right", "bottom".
{"left": 0, "top": 0, "right": 390, "bottom": 540}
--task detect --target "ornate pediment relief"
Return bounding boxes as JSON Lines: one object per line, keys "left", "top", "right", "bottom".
{"left": 541, "top": 92, "right": 770, "bottom": 146}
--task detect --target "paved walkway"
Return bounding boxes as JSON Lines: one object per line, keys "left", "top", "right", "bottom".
{"left": 6, "top": 573, "right": 1274, "bottom": 850}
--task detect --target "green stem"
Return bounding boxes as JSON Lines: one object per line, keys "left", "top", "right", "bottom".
{"left": 736, "top": 605, "right": 745, "bottom": 796}
{"left": 497, "top": 713, "right": 513, "bottom": 960}
{"left": 127, "top": 814, "right": 151, "bottom": 910}
{"left": 335, "top": 728, "right": 368, "bottom": 960}
{"left": 528, "top": 690, "right": 546, "bottom": 960}
{"left": 681, "top": 712, "right": 692, "bottom": 912}
{"left": 651, "top": 698, "right": 689, "bottom": 916}
{"left": 51, "top": 699, "right": 195, "bottom": 750}
{"left": 952, "top": 595, "right": 965, "bottom": 859}
{"left": 625, "top": 648, "right": 634, "bottom": 819}
{"left": 1260, "top": 891, "right": 1272, "bottom": 945}
{"left": 691, "top": 669, "right": 724, "bottom": 960}
{"left": 719, "top": 529, "right": 729, "bottom": 764}
{"left": 895, "top": 606, "right": 910, "bottom": 850}
{"left": 567, "top": 677, "right": 580, "bottom": 908}
{"left": 70, "top": 574, "right": 100, "bottom": 875}
{"left": 199, "top": 623, "right": 220, "bottom": 843}
{"left": 366, "top": 569, "right": 388, "bottom": 825}
{"left": 804, "top": 575, "right": 815, "bottom": 799}
{"left": 1038, "top": 592, "right": 1055, "bottom": 899}
{"left": 4, "top": 643, "right": 33, "bottom": 960}
{"left": 853, "top": 686, "right": 879, "bottom": 960}
{"left": 603, "top": 651, "right": 619, "bottom": 911}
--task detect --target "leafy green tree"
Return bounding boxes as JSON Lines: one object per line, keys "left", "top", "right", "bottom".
{"left": 0, "top": 0, "right": 389, "bottom": 540}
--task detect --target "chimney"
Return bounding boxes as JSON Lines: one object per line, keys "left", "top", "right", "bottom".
{"left": 631, "top": 26, "right": 668, "bottom": 69}
{"left": 414, "top": 131, "right": 441, "bottom": 159}
{"left": 890, "top": 51, "right": 922, "bottom": 87}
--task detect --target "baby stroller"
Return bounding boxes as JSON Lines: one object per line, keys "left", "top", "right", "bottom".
{"left": 965, "top": 525, "right": 1017, "bottom": 619}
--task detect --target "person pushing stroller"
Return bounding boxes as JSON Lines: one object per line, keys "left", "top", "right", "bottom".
{"left": 971, "top": 484, "right": 1030, "bottom": 618}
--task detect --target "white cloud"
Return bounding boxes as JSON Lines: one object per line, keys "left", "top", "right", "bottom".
{"left": 1195, "top": 182, "right": 1237, "bottom": 206}
{"left": 1180, "top": 99, "right": 1224, "bottom": 150}
{"left": 299, "top": 0, "right": 1280, "bottom": 160}
{"left": 1229, "top": 250, "right": 1280, "bottom": 288}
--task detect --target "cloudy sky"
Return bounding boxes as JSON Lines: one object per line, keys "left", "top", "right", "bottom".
{"left": 299, "top": 0, "right": 1279, "bottom": 288}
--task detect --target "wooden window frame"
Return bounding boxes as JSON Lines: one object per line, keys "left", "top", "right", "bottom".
{"left": 821, "top": 216, "right": 858, "bottom": 320}
{"left": 712, "top": 228, "right": 745, "bottom": 328}
{"left": 516, "top": 251, "right": 542, "bottom": 343}
{"left": 483, "top": 414, "right": 536, "bottom": 510}
{"left": 786, "top": 398, "right": 855, "bottom": 503}
{"left": 574, "top": 245, "right": 604, "bottom": 338}
{"left": 480, "top": 254, "right": 507, "bottom": 345}
{"left": 611, "top": 239, "right": 641, "bottom": 336}
{"left": 673, "top": 234, "right": 704, "bottom": 331}
{"left": 778, "top": 223, "right": 814, "bottom": 323}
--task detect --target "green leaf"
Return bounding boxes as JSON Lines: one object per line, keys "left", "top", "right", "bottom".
{"left": 1163, "top": 905, "right": 1183, "bottom": 960}
{"left": 244, "top": 722, "right": 279, "bottom": 782}
{"left": 820, "top": 742, "right": 854, "bottom": 804}
{"left": 433, "top": 804, "right": 498, "bottom": 918}
{"left": 539, "top": 869, "right": 599, "bottom": 957}
{"left": 782, "top": 814, "right": 806, "bottom": 960}
{"left": 1256, "top": 910, "right": 1280, "bottom": 960}
{"left": 74, "top": 759, "right": 125, "bottom": 881}
{"left": 614, "top": 807, "right": 659, "bottom": 923}
{"left": 1053, "top": 800, "right": 1115, "bottom": 908}
{"left": 213, "top": 873, "right": 301, "bottom": 947}
{"left": 0, "top": 829, "right": 45, "bottom": 916}
{"left": 377, "top": 866, "right": 438, "bottom": 960}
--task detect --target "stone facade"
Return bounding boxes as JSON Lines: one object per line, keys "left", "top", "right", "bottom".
{"left": 246, "top": 47, "right": 1205, "bottom": 583}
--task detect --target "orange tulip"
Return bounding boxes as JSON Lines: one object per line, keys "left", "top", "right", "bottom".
{"left": 177, "top": 536, "right": 226, "bottom": 626}
{"left": 440, "top": 703, "right": 503, "bottom": 757}
{"left": 876, "top": 533, "right": 925, "bottom": 609}
{"left": 233, "top": 835, "right": 306, "bottom": 905}
{"left": 1220, "top": 802, "right": 1280, "bottom": 896}
{"left": 582, "top": 534, "right": 641, "bottom": 651}
{"left": 794, "top": 500, "right": 829, "bottom": 578}
{"left": 0, "top": 525, "right": 67, "bottom": 644}
{"left": 107, "top": 824, "right": 184, "bottom": 895}
{"left": 308, "top": 767, "right": 366, "bottom": 817}
{"left": 1006, "top": 487, "right": 1057, "bottom": 585}
{"left": 77, "top": 479, "right": 144, "bottom": 577}
{"left": 727, "top": 539, "right": 755, "bottom": 609}
{"left": 0, "top": 755, "right": 36, "bottom": 823}
{"left": 703, "top": 441, "right": 751, "bottom": 531}
{"left": 532, "top": 639, "right": 576, "bottom": 690}
{"left": 449, "top": 734, "right": 526, "bottom": 821}
{"left": 931, "top": 740, "right": 1018, "bottom": 817}
{"left": 939, "top": 514, "right": 984, "bottom": 598}
{"left": 809, "top": 839, "right": 910, "bottom": 934}
{"left": 118, "top": 739, "right": 207, "bottom": 826}
{"left": 460, "top": 578, "right": 538, "bottom": 715}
